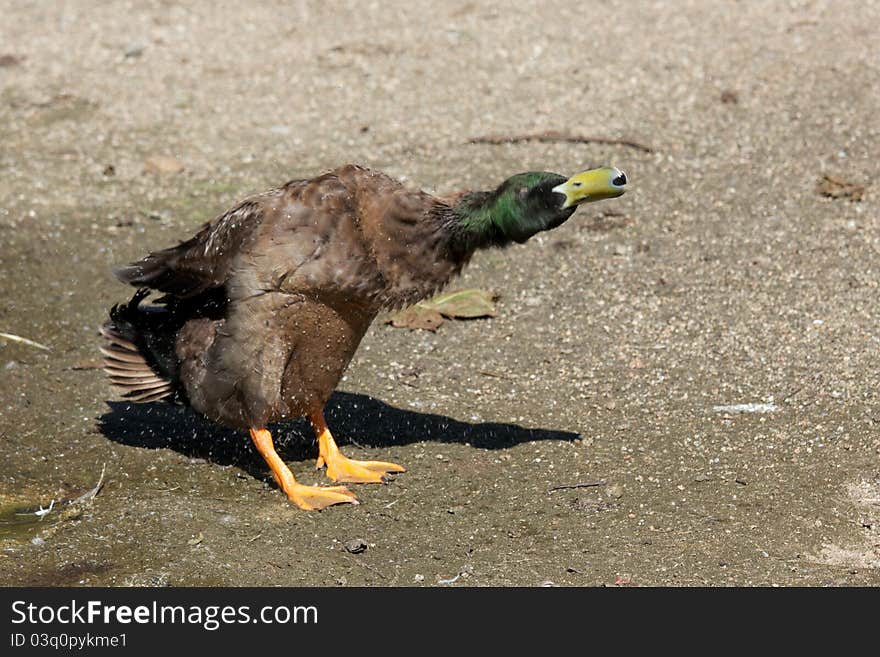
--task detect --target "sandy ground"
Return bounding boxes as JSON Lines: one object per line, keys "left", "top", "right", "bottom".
{"left": 1, "top": 0, "right": 879, "bottom": 586}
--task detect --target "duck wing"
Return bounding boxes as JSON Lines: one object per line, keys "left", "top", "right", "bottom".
{"left": 113, "top": 197, "right": 268, "bottom": 298}
{"left": 113, "top": 165, "right": 462, "bottom": 308}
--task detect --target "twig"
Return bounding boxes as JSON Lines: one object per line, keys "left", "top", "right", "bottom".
{"left": 549, "top": 480, "right": 606, "bottom": 493}
{"left": 437, "top": 573, "right": 461, "bottom": 585}
{"left": 343, "top": 553, "right": 387, "bottom": 580}
{"left": 346, "top": 436, "right": 368, "bottom": 450}
{"left": 66, "top": 361, "right": 103, "bottom": 371}
{"left": 786, "top": 19, "right": 818, "bottom": 33}
{"left": 13, "top": 465, "right": 105, "bottom": 521}
{"left": 479, "top": 370, "right": 510, "bottom": 380}
{"left": 468, "top": 131, "right": 655, "bottom": 153}
{"left": 0, "top": 331, "right": 50, "bottom": 351}
{"left": 781, "top": 386, "right": 803, "bottom": 402}
{"left": 148, "top": 485, "right": 181, "bottom": 492}
{"left": 68, "top": 464, "right": 106, "bottom": 505}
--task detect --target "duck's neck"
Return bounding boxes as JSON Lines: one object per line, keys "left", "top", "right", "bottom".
{"left": 445, "top": 191, "right": 521, "bottom": 256}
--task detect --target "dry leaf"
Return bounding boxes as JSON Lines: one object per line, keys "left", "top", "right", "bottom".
{"left": 816, "top": 174, "right": 865, "bottom": 201}
{"left": 385, "top": 289, "right": 498, "bottom": 331}
{"left": 144, "top": 156, "right": 185, "bottom": 175}
{"left": 720, "top": 89, "right": 739, "bottom": 104}
{"left": 386, "top": 306, "right": 444, "bottom": 331}
{"left": 0, "top": 54, "right": 24, "bottom": 68}
{"left": 423, "top": 288, "right": 498, "bottom": 319}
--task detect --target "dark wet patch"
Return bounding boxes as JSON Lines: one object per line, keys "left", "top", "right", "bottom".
{"left": 22, "top": 561, "right": 115, "bottom": 587}
{"left": 0, "top": 503, "right": 52, "bottom": 542}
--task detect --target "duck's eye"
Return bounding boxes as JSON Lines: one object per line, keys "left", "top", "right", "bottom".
{"left": 612, "top": 172, "right": 627, "bottom": 186}
{"left": 573, "top": 182, "right": 583, "bottom": 188}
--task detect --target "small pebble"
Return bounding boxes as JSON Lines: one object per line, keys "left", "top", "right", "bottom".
{"left": 606, "top": 484, "right": 624, "bottom": 499}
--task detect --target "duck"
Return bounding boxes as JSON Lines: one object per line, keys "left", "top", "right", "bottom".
{"left": 101, "top": 164, "right": 627, "bottom": 510}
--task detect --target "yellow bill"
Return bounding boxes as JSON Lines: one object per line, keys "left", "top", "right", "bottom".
{"left": 552, "top": 167, "right": 627, "bottom": 208}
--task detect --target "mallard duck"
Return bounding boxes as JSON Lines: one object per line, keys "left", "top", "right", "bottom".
{"left": 102, "top": 164, "right": 627, "bottom": 510}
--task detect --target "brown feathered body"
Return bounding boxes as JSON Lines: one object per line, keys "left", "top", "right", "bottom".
{"left": 103, "top": 165, "right": 470, "bottom": 430}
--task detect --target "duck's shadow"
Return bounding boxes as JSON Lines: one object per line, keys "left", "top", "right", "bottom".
{"left": 98, "top": 391, "right": 579, "bottom": 480}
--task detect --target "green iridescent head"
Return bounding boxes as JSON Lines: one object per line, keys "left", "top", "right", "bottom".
{"left": 455, "top": 167, "right": 627, "bottom": 247}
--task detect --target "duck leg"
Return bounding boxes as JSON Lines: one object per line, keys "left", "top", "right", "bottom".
{"left": 249, "top": 428, "right": 358, "bottom": 510}
{"left": 310, "top": 412, "right": 406, "bottom": 484}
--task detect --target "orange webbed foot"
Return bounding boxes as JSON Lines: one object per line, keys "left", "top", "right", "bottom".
{"left": 320, "top": 452, "right": 406, "bottom": 484}
{"left": 249, "top": 427, "right": 358, "bottom": 510}
{"left": 284, "top": 482, "right": 359, "bottom": 511}
{"left": 311, "top": 414, "right": 406, "bottom": 484}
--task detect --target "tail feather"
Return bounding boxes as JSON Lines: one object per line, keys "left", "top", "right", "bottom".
{"left": 101, "top": 291, "right": 176, "bottom": 403}
{"left": 102, "top": 285, "right": 226, "bottom": 405}
{"left": 104, "top": 368, "right": 164, "bottom": 379}
{"left": 107, "top": 375, "right": 166, "bottom": 386}
{"left": 99, "top": 345, "right": 147, "bottom": 364}
{"left": 98, "top": 325, "right": 138, "bottom": 351}
{"left": 127, "top": 387, "right": 174, "bottom": 403}
{"left": 101, "top": 360, "right": 152, "bottom": 372}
